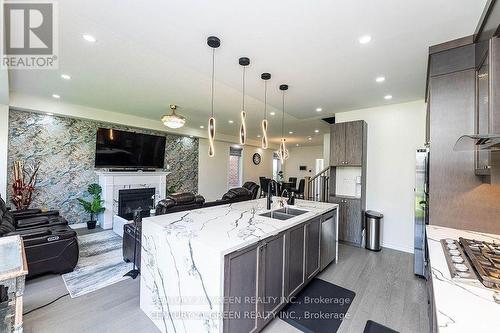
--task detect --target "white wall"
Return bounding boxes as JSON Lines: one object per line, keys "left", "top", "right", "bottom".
{"left": 198, "top": 139, "right": 273, "bottom": 201}
{"left": 284, "top": 145, "right": 323, "bottom": 180}
{"left": 335, "top": 100, "right": 426, "bottom": 253}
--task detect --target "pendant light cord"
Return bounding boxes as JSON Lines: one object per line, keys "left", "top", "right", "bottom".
{"left": 211, "top": 48, "right": 215, "bottom": 117}
{"left": 264, "top": 80, "right": 267, "bottom": 119}
{"left": 242, "top": 66, "right": 246, "bottom": 111}
{"left": 281, "top": 91, "right": 285, "bottom": 137}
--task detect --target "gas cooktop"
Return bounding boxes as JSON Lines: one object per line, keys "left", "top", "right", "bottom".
{"left": 440, "top": 238, "right": 500, "bottom": 290}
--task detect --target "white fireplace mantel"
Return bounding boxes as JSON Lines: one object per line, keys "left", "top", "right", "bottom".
{"left": 96, "top": 171, "right": 170, "bottom": 230}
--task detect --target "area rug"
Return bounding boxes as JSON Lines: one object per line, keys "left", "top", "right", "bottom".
{"left": 363, "top": 320, "right": 399, "bottom": 333}
{"left": 279, "top": 278, "right": 355, "bottom": 333}
{"left": 62, "top": 230, "right": 132, "bottom": 298}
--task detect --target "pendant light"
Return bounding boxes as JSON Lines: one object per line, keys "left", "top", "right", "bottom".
{"left": 238, "top": 57, "right": 250, "bottom": 145}
{"left": 278, "top": 84, "right": 290, "bottom": 163}
{"left": 261, "top": 73, "right": 271, "bottom": 149}
{"left": 207, "top": 36, "right": 220, "bottom": 157}
{"left": 161, "top": 104, "right": 186, "bottom": 129}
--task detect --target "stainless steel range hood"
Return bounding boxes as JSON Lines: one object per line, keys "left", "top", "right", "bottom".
{"left": 453, "top": 134, "right": 500, "bottom": 151}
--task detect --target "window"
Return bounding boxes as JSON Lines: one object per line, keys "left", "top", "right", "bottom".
{"left": 228, "top": 147, "right": 243, "bottom": 189}
{"left": 272, "top": 152, "right": 281, "bottom": 181}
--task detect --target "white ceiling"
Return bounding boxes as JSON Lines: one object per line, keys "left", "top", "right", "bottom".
{"left": 8, "top": 0, "right": 487, "bottom": 146}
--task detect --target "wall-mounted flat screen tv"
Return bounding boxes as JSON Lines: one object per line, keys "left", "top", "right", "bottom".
{"left": 95, "top": 128, "right": 166, "bottom": 169}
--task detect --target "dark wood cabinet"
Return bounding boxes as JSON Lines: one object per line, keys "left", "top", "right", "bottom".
{"left": 305, "top": 217, "right": 321, "bottom": 281}
{"left": 330, "top": 121, "right": 364, "bottom": 166}
{"left": 286, "top": 223, "right": 305, "bottom": 297}
{"left": 224, "top": 244, "right": 260, "bottom": 333}
{"left": 330, "top": 122, "right": 346, "bottom": 166}
{"left": 330, "top": 196, "right": 362, "bottom": 246}
{"left": 345, "top": 121, "right": 363, "bottom": 165}
{"left": 259, "top": 233, "right": 285, "bottom": 327}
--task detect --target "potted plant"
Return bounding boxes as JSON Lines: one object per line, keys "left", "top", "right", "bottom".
{"left": 77, "top": 183, "right": 105, "bottom": 229}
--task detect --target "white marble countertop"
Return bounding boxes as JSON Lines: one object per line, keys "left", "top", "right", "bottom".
{"left": 142, "top": 198, "right": 337, "bottom": 255}
{"left": 426, "top": 225, "right": 500, "bottom": 332}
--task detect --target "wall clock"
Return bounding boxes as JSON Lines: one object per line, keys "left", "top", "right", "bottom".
{"left": 252, "top": 153, "right": 261, "bottom": 165}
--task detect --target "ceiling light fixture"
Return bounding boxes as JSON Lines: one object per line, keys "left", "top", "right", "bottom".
{"left": 270, "top": 111, "right": 276, "bottom": 116}
{"left": 277, "top": 84, "right": 290, "bottom": 163}
{"left": 228, "top": 120, "right": 234, "bottom": 124}
{"left": 200, "top": 125, "right": 205, "bottom": 129}
{"left": 289, "top": 131, "right": 293, "bottom": 134}
{"left": 82, "top": 34, "right": 96, "bottom": 43}
{"left": 61, "top": 74, "right": 71, "bottom": 80}
{"left": 359, "top": 35, "right": 372, "bottom": 44}
{"left": 207, "top": 36, "right": 220, "bottom": 157}
{"left": 316, "top": 107, "right": 323, "bottom": 112}
{"left": 384, "top": 95, "right": 393, "bottom": 100}
{"left": 314, "top": 129, "right": 319, "bottom": 133}
{"left": 261, "top": 72, "right": 271, "bottom": 149}
{"left": 52, "top": 94, "right": 60, "bottom": 99}
{"left": 308, "top": 137, "right": 312, "bottom": 141}
{"left": 238, "top": 57, "right": 250, "bottom": 145}
{"left": 46, "top": 112, "right": 54, "bottom": 116}
{"left": 375, "top": 76, "right": 385, "bottom": 83}
{"left": 296, "top": 144, "right": 299, "bottom": 147}
{"left": 161, "top": 104, "right": 186, "bottom": 129}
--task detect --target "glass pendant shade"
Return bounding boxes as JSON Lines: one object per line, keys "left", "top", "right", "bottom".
{"left": 261, "top": 73, "right": 271, "bottom": 149}
{"left": 261, "top": 119, "right": 268, "bottom": 149}
{"left": 240, "top": 111, "right": 246, "bottom": 145}
{"left": 238, "top": 57, "right": 250, "bottom": 145}
{"left": 161, "top": 105, "right": 185, "bottom": 129}
{"left": 208, "top": 117, "right": 216, "bottom": 157}
{"left": 278, "top": 138, "right": 289, "bottom": 162}
{"left": 207, "top": 36, "right": 220, "bottom": 157}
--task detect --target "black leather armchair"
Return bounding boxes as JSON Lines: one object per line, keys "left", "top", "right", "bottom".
{"left": 242, "top": 182, "right": 260, "bottom": 199}
{"left": 124, "top": 192, "right": 206, "bottom": 267}
{"left": 155, "top": 192, "right": 205, "bottom": 216}
{"left": 0, "top": 196, "right": 79, "bottom": 278}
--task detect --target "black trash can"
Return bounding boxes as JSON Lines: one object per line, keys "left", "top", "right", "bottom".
{"left": 365, "top": 210, "right": 383, "bottom": 251}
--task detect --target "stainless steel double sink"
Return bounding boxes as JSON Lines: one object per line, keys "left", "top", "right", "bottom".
{"left": 259, "top": 207, "right": 308, "bottom": 220}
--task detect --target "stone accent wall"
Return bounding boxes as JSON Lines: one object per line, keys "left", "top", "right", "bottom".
{"left": 7, "top": 110, "right": 199, "bottom": 224}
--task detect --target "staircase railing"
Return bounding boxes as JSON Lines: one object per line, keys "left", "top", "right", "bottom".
{"left": 304, "top": 166, "right": 330, "bottom": 202}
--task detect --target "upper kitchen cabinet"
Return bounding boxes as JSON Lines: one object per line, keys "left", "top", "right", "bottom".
{"left": 330, "top": 120, "right": 367, "bottom": 166}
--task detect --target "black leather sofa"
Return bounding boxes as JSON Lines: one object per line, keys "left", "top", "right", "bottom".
{"left": 0, "top": 196, "right": 79, "bottom": 278}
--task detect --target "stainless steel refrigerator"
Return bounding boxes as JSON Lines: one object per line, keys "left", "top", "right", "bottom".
{"left": 414, "top": 148, "right": 429, "bottom": 277}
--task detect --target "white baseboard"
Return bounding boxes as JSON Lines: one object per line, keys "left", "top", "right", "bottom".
{"left": 382, "top": 241, "right": 414, "bottom": 254}
{"left": 69, "top": 223, "right": 88, "bottom": 229}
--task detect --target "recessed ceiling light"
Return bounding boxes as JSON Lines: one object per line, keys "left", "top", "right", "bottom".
{"left": 46, "top": 112, "right": 54, "bottom": 116}
{"left": 296, "top": 144, "right": 300, "bottom": 147}
{"left": 359, "top": 35, "right": 372, "bottom": 44}
{"left": 289, "top": 131, "right": 293, "bottom": 134}
{"left": 375, "top": 76, "right": 385, "bottom": 83}
{"left": 257, "top": 134, "right": 261, "bottom": 138}
{"left": 228, "top": 120, "right": 234, "bottom": 124}
{"left": 384, "top": 95, "right": 393, "bottom": 100}
{"left": 61, "top": 74, "right": 71, "bottom": 80}
{"left": 82, "top": 34, "right": 96, "bottom": 43}
{"left": 270, "top": 111, "right": 276, "bottom": 116}
{"left": 315, "top": 107, "right": 323, "bottom": 112}
{"left": 200, "top": 125, "right": 205, "bottom": 129}
{"left": 189, "top": 135, "right": 193, "bottom": 138}
{"left": 308, "top": 137, "right": 312, "bottom": 141}
{"left": 314, "top": 129, "right": 319, "bottom": 133}
{"left": 52, "top": 94, "right": 60, "bottom": 99}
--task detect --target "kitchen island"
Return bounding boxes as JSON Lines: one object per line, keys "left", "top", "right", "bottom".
{"left": 139, "top": 198, "right": 338, "bottom": 333}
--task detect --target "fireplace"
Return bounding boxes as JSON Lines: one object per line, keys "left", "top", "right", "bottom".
{"left": 118, "top": 188, "right": 156, "bottom": 220}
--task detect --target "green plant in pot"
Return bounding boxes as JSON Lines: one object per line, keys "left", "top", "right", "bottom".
{"left": 77, "top": 183, "right": 105, "bottom": 229}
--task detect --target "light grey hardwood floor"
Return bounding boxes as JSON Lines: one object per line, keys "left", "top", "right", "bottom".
{"left": 23, "top": 244, "right": 428, "bottom": 333}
